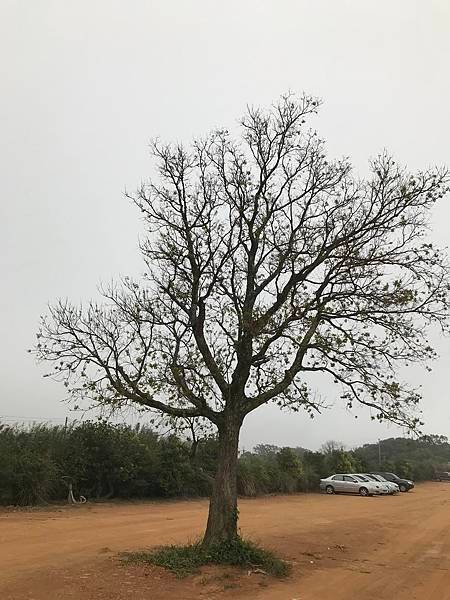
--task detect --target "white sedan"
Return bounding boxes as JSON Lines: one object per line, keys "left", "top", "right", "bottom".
{"left": 362, "top": 473, "right": 399, "bottom": 494}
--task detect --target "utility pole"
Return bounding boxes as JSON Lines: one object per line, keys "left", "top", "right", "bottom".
{"left": 378, "top": 439, "right": 381, "bottom": 468}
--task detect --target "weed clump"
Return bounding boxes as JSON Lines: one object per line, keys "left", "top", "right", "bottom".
{"left": 122, "top": 537, "right": 290, "bottom": 578}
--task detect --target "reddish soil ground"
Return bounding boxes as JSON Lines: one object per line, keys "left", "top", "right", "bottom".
{"left": 1, "top": 482, "right": 450, "bottom": 599}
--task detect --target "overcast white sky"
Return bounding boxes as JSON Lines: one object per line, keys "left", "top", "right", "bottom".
{"left": 1, "top": 0, "right": 449, "bottom": 450}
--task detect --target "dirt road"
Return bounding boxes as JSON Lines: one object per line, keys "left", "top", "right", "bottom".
{"left": 1, "top": 483, "right": 450, "bottom": 599}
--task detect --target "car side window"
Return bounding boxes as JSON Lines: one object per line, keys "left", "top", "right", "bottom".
{"left": 343, "top": 476, "right": 355, "bottom": 482}
{"left": 332, "top": 475, "right": 343, "bottom": 481}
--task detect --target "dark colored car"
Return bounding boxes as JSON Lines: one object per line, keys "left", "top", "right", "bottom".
{"left": 371, "top": 472, "right": 414, "bottom": 492}
{"left": 434, "top": 471, "right": 450, "bottom": 481}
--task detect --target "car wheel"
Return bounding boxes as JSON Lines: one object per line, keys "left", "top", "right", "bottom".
{"left": 359, "top": 487, "right": 369, "bottom": 496}
{"left": 399, "top": 484, "right": 407, "bottom": 492}
{"left": 325, "top": 485, "right": 334, "bottom": 495}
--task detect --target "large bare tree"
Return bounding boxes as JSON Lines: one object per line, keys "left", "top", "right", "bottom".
{"left": 35, "top": 95, "right": 450, "bottom": 545}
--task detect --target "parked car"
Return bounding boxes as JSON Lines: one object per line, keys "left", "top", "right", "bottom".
{"left": 434, "top": 471, "right": 450, "bottom": 481}
{"left": 320, "top": 474, "right": 384, "bottom": 496}
{"left": 353, "top": 474, "right": 390, "bottom": 495}
{"left": 361, "top": 473, "right": 399, "bottom": 494}
{"left": 371, "top": 472, "right": 414, "bottom": 492}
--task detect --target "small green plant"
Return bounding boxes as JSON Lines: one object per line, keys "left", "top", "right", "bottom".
{"left": 122, "top": 537, "right": 290, "bottom": 578}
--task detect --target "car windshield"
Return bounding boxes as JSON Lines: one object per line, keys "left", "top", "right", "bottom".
{"left": 354, "top": 475, "right": 369, "bottom": 481}
{"left": 366, "top": 475, "right": 379, "bottom": 481}
{"left": 372, "top": 475, "right": 386, "bottom": 481}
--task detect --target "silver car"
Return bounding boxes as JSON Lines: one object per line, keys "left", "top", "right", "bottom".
{"left": 320, "top": 473, "right": 384, "bottom": 496}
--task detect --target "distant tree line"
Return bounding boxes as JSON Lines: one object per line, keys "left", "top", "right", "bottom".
{"left": 0, "top": 421, "right": 448, "bottom": 506}
{"left": 353, "top": 434, "right": 450, "bottom": 481}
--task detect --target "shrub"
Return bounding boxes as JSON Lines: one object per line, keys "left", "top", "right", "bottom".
{"left": 1, "top": 421, "right": 448, "bottom": 506}
{"left": 122, "top": 537, "right": 291, "bottom": 578}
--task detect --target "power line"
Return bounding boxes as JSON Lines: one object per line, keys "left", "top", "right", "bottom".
{"left": 0, "top": 415, "right": 76, "bottom": 422}
{"left": 0, "top": 413, "right": 152, "bottom": 425}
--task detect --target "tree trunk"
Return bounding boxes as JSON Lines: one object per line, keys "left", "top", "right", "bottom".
{"left": 202, "top": 413, "right": 241, "bottom": 547}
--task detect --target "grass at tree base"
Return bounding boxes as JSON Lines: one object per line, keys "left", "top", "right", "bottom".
{"left": 121, "top": 536, "right": 291, "bottom": 578}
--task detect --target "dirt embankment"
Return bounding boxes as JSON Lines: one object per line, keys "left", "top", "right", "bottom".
{"left": 1, "top": 482, "right": 450, "bottom": 599}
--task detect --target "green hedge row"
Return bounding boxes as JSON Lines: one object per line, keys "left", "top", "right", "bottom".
{"left": 0, "top": 421, "right": 448, "bottom": 506}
